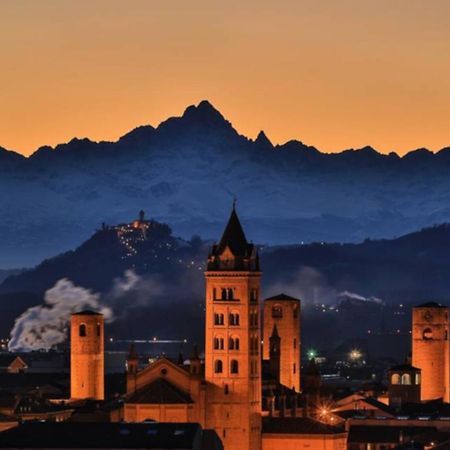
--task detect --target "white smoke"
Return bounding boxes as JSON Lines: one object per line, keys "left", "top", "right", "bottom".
{"left": 338, "top": 290, "right": 384, "bottom": 305}
{"left": 8, "top": 278, "right": 113, "bottom": 352}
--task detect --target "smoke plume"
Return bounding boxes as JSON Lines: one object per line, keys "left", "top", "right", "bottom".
{"left": 8, "top": 278, "right": 113, "bottom": 352}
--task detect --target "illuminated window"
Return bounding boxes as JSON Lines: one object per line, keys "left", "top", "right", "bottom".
{"left": 214, "top": 360, "right": 223, "bottom": 373}
{"left": 415, "top": 373, "right": 421, "bottom": 385}
{"left": 401, "top": 373, "right": 411, "bottom": 385}
{"left": 423, "top": 328, "right": 433, "bottom": 340}
{"left": 79, "top": 324, "right": 86, "bottom": 337}
{"left": 391, "top": 373, "right": 400, "bottom": 385}
{"left": 272, "top": 305, "right": 283, "bottom": 318}
{"left": 230, "top": 360, "right": 239, "bottom": 374}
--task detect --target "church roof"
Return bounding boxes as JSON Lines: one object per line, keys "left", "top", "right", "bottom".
{"left": 265, "top": 293, "right": 300, "bottom": 302}
{"left": 126, "top": 378, "right": 193, "bottom": 405}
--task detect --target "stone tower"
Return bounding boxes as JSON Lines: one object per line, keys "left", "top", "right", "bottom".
{"left": 412, "top": 302, "right": 450, "bottom": 402}
{"left": 263, "top": 294, "right": 301, "bottom": 392}
{"left": 205, "top": 205, "right": 262, "bottom": 450}
{"left": 70, "top": 311, "right": 104, "bottom": 400}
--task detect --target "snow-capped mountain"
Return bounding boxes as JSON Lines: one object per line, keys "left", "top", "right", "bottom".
{"left": 2, "top": 100, "right": 450, "bottom": 267}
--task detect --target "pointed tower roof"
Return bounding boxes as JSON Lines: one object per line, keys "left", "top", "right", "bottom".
{"left": 207, "top": 203, "right": 259, "bottom": 271}
{"left": 216, "top": 205, "right": 249, "bottom": 257}
{"left": 127, "top": 343, "right": 138, "bottom": 361}
{"left": 270, "top": 324, "right": 280, "bottom": 339}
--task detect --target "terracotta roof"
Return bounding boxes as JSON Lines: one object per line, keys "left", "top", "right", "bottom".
{"left": 265, "top": 293, "right": 300, "bottom": 302}
{"left": 126, "top": 378, "right": 193, "bottom": 405}
{"left": 262, "top": 417, "right": 345, "bottom": 435}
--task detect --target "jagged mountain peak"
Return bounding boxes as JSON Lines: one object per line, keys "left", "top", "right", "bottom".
{"left": 255, "top": 130, "right": 273, "bottom": 148}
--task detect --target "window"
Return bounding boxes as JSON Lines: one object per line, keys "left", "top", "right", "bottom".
{"left": 293, "top": 363, "right": 296, "bottom": 374}
{"left": 415, "top": 373, "right": 421, "bottom": 385}
{"left": 214, "top": 313, "right": 224, "bottom": 325}
{"left": 228, "top": 289, "right": 234, "bottom": 300}
{"left": 214, "top": 360, "right": 223, "bottom": 373}
{"left": 251, "top": 289, "right": 258, "bottom": 302}
{"left": 213, "top": 288, "right": 217, "bottom": 300}
{"left": 423, "top": 327, "right": 433, "bottom": 340}
{"left": 220, "top": 288, "right": 234, "bottom": 300}
{"left": 294, "top": 338, "right": 297, "bottom": 349}
{"left": 214, "top": 337, "right": 224, "bottom": 350}
{"left": 391, "top": 373, "right": 400, "bottom": 385}
{"left": 96, "top": 323, "right": 101, "bottom": 337}
{"left": 230, "top": 360, "right": 239, "bottom": 374}
{"left": 229, "top": 313, "right": 240, "bottom": 326}
{"left": 79, "top": 324, "right": 86, "bottom": 337}
{"left": 272, "top": 305, "right": 283, "bottom": 318}
{"left": 229, "top": 337, "right": 239, "bottom": 350}
{"left": 401, "top": 373, "right": 411, "bottom": 385}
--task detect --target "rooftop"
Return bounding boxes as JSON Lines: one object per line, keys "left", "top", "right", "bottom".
{"left": 265, "top": 293, "right": 300, "bottom": 302}
{"left": 72, "top": 310, "right": 103, "bottom": 316}
{"left": 262, "top": 417, "right": 345, "bottom": 435}
{"left": 0, "top": 421, "right": 202, "bottom": 449}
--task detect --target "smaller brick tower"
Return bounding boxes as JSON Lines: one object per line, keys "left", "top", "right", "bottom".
{"left": 263, "top": 294, "right": 301, "bottom": 392}
{"left": 388, "top": 363, "right": 421, "bottom": 408}
{"left": 70, "top": 311, "right": 104, "bottom": 400}
{"left": 412, "top": 302, "right": 449, "bottom": 401}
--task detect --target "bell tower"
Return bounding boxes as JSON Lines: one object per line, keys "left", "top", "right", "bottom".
{"left": 412, "top": 302, "right": 450, "bottom": 401}
{"left": 70, "top": 310, "right": 104, "bottom": 400}
{"left": 205, "top": 205, "right": 262, "bottom": 450}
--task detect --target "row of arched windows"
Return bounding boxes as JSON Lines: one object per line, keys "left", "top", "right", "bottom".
{"left": 213, "top": 288, "right": 235, "bottom": 301}
{"left": 214, "top": 337, "right": 240, "bottom": 350}
{"left": 214, "top": 359, "right": 239, "bottom": 374}
{"left": 391, "top": 373, "right": 420, "bottom": 385}
{"left": 214, "top": 313, "right": 240, "bottom": 326}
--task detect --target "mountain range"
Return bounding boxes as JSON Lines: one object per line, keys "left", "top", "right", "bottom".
{"left": 3, "top": 100, "right": 450, "bottom": 267}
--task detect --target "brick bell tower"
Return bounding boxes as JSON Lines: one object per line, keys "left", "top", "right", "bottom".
{"left": 70, "top": 310, "right": 105, "bottom": 400}
{"left": 205, "top": 204, "right": 262, "bottom": 450}
{"left": 412, "top": 302, "right": 450, "bottom": 402}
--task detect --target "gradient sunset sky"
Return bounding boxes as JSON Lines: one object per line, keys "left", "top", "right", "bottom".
{"left": 2, "top": 0, "right": 450, "bottom": 156}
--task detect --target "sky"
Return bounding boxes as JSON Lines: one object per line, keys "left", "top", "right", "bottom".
{"left": 1, "top": 0, "right": 450, "bottom": 156}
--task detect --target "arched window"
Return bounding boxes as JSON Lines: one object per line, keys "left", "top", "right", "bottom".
{"left": 415, "top": 373, "right": 421, "bottom": 385}
{"left": 214, "top": 360, "right": 223, "bottom": 373}
{"left": 214, "top": 337, "right": 224, "bottom": 350}
{"left": 79, "top": 324, "right": 86, "bottom": 337}
{"left": 391, "top": 373, "right": 400, "bottom": 385}
{"left": 228, "top": 289, "right": 234, "bottom": 300}
{"left": 230, "top": 360, "right": 239, "bottom": 374}
{"left": 229, "top": 337, "right": 239, "bottom": 350}
{"left": 229, "top": 313, "right": 240, "bottom": 326}
{"left": 423, "top": 328, "right": 433, "bottom": 340}
{"left": 221, "top": 289, "right": 227, "bottom": 300}
{"left": 401, "top": 373, "right": 411, "bottom": 385}
{"left": 214, "top": 313, "right": 224, "bottom": 325}
{"left": 272, "top": 305, "right": 283, "bottom": 318}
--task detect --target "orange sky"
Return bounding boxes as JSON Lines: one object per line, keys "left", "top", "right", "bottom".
{"left": 1, "top": 0, "right": 450, "bottom": 156}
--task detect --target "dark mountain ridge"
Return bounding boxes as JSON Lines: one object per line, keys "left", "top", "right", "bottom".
{"left": 3, "top": 100, "right": 450, "bottom": 267}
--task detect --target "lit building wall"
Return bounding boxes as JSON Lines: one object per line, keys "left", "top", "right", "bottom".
{"left": 412, "top": 303, "right": 449, "bottom": 402}
{"left": 263, "top": 295, "right": 301, "bottom": 392}
{"left": 70, "top": 311, "right": 104, "bottom": 400}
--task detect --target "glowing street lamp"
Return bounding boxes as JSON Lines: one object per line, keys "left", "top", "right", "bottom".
{"left": 349, "top": 349, "right": 362, "bottom": 361}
